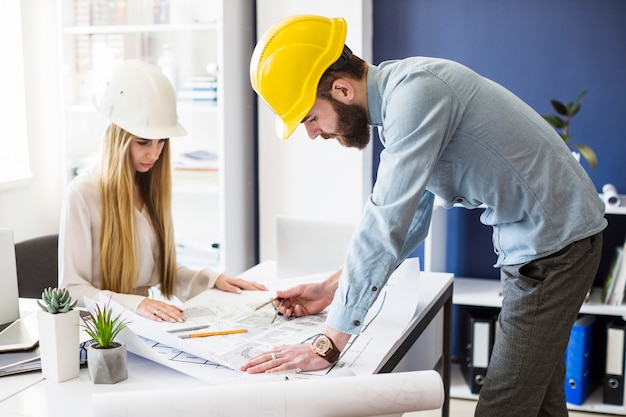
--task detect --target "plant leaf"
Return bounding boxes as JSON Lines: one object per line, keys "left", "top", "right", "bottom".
{"left": 571, "top": 143, "right": 597, "bottom": 169}
{"left": 550, "top": 100, "right": 568, "bottom": 116}
{"left": 567, "top": 101, "right": 581, "bottom": 117}
{"left": 543, "top": 115, "right": 565, "bottom": 129}
{"left": 568, "top": 90, "right": 587, "bottom": 117}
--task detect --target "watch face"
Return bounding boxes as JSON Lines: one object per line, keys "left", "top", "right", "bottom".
{"left": 313, "top": 336, "right": 331, "bottom": 354}
{"left": 312, "top": 334, "right": 340, "bottom": 363}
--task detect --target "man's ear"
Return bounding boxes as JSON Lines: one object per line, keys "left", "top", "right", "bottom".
{"left": 330, "top": 78, "right": 355, "bottom": 104}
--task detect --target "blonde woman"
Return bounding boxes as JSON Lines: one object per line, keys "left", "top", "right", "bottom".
{"left": 59, "top": 60, "right": 265, "bottom": 323}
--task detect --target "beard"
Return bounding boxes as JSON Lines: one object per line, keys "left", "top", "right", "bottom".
{"left": 325, "top": 98, "right": 371, "bottom": 150}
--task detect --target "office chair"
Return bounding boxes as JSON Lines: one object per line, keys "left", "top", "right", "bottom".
{"left": 14, "top": 234, "right": 59, "bottom": 298}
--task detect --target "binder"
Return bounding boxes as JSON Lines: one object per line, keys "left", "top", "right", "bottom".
{"left": 460, "top": 307, "right": 497, "bottom": 394}
{"left": 603, "top": 318, "right": 626, "bottom": 405}
{"left": 564, "top": 315, "right": 599, "bottom": 405}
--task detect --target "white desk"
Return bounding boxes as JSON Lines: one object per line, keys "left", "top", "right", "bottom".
{"left": 0, "top": 259, "right": 453, "bottom": 417}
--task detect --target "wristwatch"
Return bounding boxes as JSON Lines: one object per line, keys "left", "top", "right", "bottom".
{"left": 311, "top": 333, "right": 341, "bottom": 364}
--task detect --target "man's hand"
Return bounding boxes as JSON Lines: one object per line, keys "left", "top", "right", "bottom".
{"left": 240, "top": 343, "right": 330, "bottom": 374}
{"left": 275, "top": 269, "right": 341, "bottom": 317}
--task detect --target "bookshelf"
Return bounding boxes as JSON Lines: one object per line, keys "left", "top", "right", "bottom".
{"left": 435, "top": 196, "right": 626, "bottom": 414}
{"left": 58, "top": 0, "right": 256, "bottom": 274}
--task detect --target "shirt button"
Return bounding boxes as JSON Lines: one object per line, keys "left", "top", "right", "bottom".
{"left": 353, "top": 320, "right": 361, "bottom": 327}
{"left": 371, "top": 286, "right": 378, "bottom": 292}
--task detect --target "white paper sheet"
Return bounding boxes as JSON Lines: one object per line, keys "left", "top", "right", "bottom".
{"left": 92, "top": 369, "right": 444, "bottom": 417}
{"left": 88, "top": 259, "right": 423, "bottom": 382}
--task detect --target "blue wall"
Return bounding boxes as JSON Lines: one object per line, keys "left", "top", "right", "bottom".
{"left": 371, "top": 0, "right": 626, "bottom": 281}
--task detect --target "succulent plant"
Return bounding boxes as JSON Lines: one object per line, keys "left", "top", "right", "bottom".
{"left": 37, "top": 287, "right": 78, "bottom": 314}
{"left": 82, "top": 299, "right": 128, "bottom": 348}
{"left": 542, "top": 90, "right": 597, "bottom": 169}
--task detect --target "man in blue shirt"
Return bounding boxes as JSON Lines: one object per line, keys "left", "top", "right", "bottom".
{"left": 242, "top": 15, "right": 606, "bottom": 417}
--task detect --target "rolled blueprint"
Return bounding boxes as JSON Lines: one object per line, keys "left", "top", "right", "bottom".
{"left": 92, "top": 370, "right": 444, "bottom": 417}
{"left": 603, "top": 184, "right": 621, "bottom": 207}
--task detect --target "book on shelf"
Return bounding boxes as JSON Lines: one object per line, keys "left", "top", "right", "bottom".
{"left": 174, "top": 150, "right": 218, "bottom": 171}
{"left": 564, "top": 315, "right": 603, "bottom": 405}
{"left": 602, "top": 240, "right": 626, "bottom": 306}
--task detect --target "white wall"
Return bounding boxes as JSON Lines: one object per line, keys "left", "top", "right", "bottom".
{"left": 256, "top": 0, "right": 373, "bottom": 260}
{"left": 0, "top": 0, "right": 65, "bottom": 243}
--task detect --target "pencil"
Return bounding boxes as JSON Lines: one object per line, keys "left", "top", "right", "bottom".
{"left": 188, "top": 329, "right": 248, "bottom": 338}
{"left": 166, "top": 324, "right": 210, "bottom": 333}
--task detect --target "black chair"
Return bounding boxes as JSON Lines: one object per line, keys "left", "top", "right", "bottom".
{"left": 14, "top": 234, "right": 59, "bottom": 298}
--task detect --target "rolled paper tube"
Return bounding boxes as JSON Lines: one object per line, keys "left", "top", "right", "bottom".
{"left": 92, "top": 370, "right": 444, "bottom": 417}
{"left": 603, "top": 184, "right": 621, "bottom": 207}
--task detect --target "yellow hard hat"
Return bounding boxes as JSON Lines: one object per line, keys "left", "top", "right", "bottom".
{"left": 250, "top": 15, "right": 347, "bottom": 139}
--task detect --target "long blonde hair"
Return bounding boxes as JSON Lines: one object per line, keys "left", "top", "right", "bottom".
{"left": 98, "top": 124, "right": 177, "bottom": 297}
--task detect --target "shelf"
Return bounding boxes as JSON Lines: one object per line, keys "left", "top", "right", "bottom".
{"left": 60, "top": 0, "right": 256, "bottom": 275}
{"left": 172, "top": 169, "right": 218, "bottom": 195}
{"left": 454, "top": 277, "right": 626, "bottom": 318}
{"left": 450, "top": 362, "right": 626, "bottom": 414}
{"left": 63, "top": 22, "right": 217, "bottom": 35}
{"left": 452, "top": 277, "right": 626, "bottom": 414}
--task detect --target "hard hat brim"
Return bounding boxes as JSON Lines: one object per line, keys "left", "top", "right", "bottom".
{"left": 275, "top": 115, "right": 297, "bottom": 140}
{"left": 128, "top": 122, "right": 188, "bottom": 140}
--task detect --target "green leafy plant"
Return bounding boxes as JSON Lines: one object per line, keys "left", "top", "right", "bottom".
{"left": 37, "top": 287, "right": 77, "bottom": 314}
{"left": 82, "top": 300, "right": 128, "bottom": 348}
{"left": 542, "top": 90, "right": 597, "bottom": 169}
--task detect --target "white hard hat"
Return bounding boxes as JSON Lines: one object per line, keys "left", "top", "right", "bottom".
{"left": 92, "top": 59, "right": 187, "bottom": 139}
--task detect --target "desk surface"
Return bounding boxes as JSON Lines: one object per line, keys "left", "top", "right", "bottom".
{"left": 0, "top": 259, "right": 453, "bottom": 417}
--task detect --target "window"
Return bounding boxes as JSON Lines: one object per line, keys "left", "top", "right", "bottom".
{"left": 0, "top": 0, "right": 32, "bottom": 188}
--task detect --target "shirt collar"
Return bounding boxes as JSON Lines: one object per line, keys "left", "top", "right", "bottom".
{"left": 366, "top": 64, "right": 383, "bottom": 126}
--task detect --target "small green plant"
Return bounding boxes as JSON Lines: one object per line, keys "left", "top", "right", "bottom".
{"left": 37, "top": 287, "right": 77, "bottom": 314}
{"left": 82, "top": 300, "right": 128, "bottom": 348}
{"left": 542, "top": 90, "right": 597, "bottom": 169}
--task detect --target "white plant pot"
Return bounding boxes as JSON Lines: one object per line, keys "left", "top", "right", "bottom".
{"left": 36, "top": 309, "right": 80, "bottom": 382}
{"left": 88, "top": 342, "right": 128, "bottom": 384}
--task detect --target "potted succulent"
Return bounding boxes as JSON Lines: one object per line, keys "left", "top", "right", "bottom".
{"left": 82, "top": 299, "right": 129, "bottom": 384}
{"left": 36, "top": 287, "right": 80, "bottom": 382}
{"left": 542, "top": 90, "right": 598, "bottom": 169}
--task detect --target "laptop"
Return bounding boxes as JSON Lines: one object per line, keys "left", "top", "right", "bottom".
{"left": 0, "top": 229, "right": 39, "bottom": 352}
{"left": 275, "top": 216, "right": 357, "bottom": 279}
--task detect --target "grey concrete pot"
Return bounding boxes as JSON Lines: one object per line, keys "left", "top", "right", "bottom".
{"left": 87, "top": 342, "right": 128, "bottom": 384}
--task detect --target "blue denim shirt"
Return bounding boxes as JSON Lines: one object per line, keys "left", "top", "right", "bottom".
{"left": 326, "top": 57, "right": 607, "bottom": 335}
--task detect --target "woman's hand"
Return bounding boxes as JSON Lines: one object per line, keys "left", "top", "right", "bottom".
{"left": 137, "top": 298, "right": 185, "bottom": 323}
{"left": 215, "top": 274, "right": 267, "bottom": 293}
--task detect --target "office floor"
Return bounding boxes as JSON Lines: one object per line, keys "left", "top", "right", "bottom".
{"left": 403, "top": 398, "right": 617, "bottom": 416}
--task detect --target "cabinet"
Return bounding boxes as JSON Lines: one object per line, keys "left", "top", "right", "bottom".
{"left": 427, "top": 196, "right": 626, "bottom": 414}
{"left": 58, "top": 0, "right": 256, "bottom": 274}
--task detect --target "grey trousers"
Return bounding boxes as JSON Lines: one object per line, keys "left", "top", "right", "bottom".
{"left": 475, "top": 232, "right": 603, "bottom": 417}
